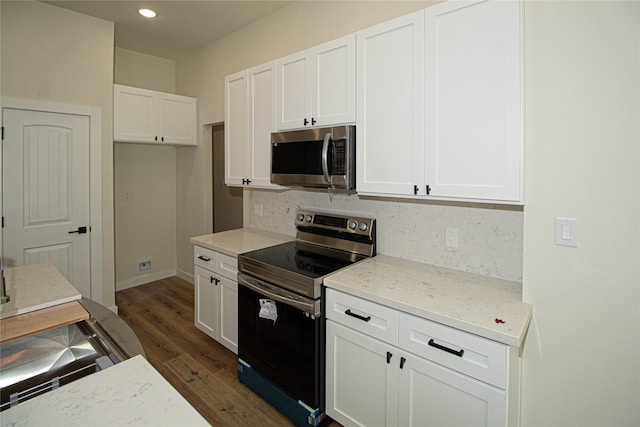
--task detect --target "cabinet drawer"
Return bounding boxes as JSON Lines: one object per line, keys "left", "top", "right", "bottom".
{"left": 194, "top": 246, "right": 217, "bottom": 271}
{"left": 326, "top": 289, "right": 398, "bottom": 346}
{"left": 399, "top": 313, "right": 508, "bottom": 388}
{"left": 216, "top": 252, "right": 238, "bottom": 281}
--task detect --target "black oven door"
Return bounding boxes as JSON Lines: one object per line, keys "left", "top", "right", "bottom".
{"left": 237, "top": 273, "right": 323, "bottom": 410}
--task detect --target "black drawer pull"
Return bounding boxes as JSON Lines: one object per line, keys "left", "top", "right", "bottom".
{"left": 400, "top": 356, "right": 406, "bottom": 369}
{"left": 386, "top": 351, "right": 392, "bottom": 364}
{"left": 428, "top": 339, "right": 464, "bottom": 357}
{"left": 345, "top": 309, "right": 371, "bottom": 322}
{"left": 197, "top": 255, "right": 211, "bottom": 262}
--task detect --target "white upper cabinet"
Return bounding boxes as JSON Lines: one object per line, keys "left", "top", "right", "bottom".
{"left": 113, "top": 84, "right": 197, "bottom": 146}
{"left": 356, "top": 11, "right": 425, "bottom": 196}
{"left": 225, "top": 61, "right": 282, "bottom": 188}
{"left": 277, "top": 34, "right": 356, "bottom": 130}
{"left": 424, "top": 0, "right": 522, "bottom": 202}
{"left": 225, "top": 70, "right": 249, "bottom": 186}
{"left": 356, "top": 0, "right": 523, "bottom": 203}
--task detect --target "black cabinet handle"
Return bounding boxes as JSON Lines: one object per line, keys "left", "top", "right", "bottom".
{"left": 304, "top": 118, "right": 309, "bottom": 126}
{"left": 386, "top": 351, "right": 392, "bottom": 364}
{"left": 414, "top": 185, "right": 419, "bottom": 195}
{"left": 161, "top": 136, "right": 164, "bottom": 142}
{"left": 345, "top": 309, "right": 371, "bottom": 322}
{"left": 426, "top": 185, "right": 431, "bottom": 195}
{"left": 197, "top": 255, "right": 211, "bottom": 262}
{"left": 68, "top": 226, "right": 88, "bottom": 234}
{"left": 155, "top": 136, "right": 158, "bottom": 141}
{"left": 400, "top": 357, "right": 406, "bottom": 369}
{"left": 428, "top": 339, "right": 464, "bottom": 357}
{"left": 210, "top": 276, "right": 220, "bottom": 285}
{"left": 312, "top": 118, "right": 316, "bottom": 125}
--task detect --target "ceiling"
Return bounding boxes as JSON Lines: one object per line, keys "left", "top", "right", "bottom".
{"left": 43, "top": 1, "right": 295, "bottom": 60}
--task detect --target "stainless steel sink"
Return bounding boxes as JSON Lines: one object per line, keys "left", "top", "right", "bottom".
{"left": 0, "top": 321, "right": 114, "bottom": 411}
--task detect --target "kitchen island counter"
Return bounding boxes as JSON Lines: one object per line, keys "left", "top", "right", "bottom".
{"left": 191, "top": 227, "right": 292, "bottom": 257}
{"left": 324, "top": 255, "right": 532, "bottom": 347}
{"left": 0, "top": 355, "right": 209, "bottom": 426}
{"left": 0, "top": 263, "right": 81, "bottom": 320}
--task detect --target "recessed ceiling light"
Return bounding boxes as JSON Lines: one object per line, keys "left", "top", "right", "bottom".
{"left": 138, "top": 8, "right": 156, "bottom": 18}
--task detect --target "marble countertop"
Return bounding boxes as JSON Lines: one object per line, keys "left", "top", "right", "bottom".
{"left": 0, "top": 355, "right": 209, "bottom": 426}
{"left": 0, "top": 264, "right": 81, "bottom": 320}
{"left": 324, "top": 255, "right": 532, "bottom": 347}
{"left": 191, "top": 227, "right": 292, "bottom": 257}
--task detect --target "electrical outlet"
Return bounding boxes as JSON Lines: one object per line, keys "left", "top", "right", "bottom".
{"left": 254, "top": 204, "right": 263, "bottom": 217}
{"left": 138, "top": 260, "right": 152, "bottom": 273}
{"left": 445, "top": 227, "right": 459, "bottom": 248}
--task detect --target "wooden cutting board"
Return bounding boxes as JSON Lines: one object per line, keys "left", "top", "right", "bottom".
{"left": 0, "top": 301, "right": 89, "bottom": 343}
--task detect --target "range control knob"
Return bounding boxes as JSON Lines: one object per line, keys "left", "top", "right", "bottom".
{"left": 297, "top": 214, "right": 305, "bottom": 222}
{"left": 305, "top": 215, "right": 313, "bottom": 222}
{"left": 348, "top": 221, "right": 357, "bottom": 230}
{"left": 358, "top": 222, "right": 369, "bottom": 232}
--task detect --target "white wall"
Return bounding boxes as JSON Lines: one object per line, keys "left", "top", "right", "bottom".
{"left": 521, "top": 1, "right": 639, "bottom": 425}
{"left": 114, "top": 47, "right": 176, "bottom": 93}
{"left": 0, "top": 1, "right": 116, "bottom": 306}
{"left": 113, "top": 49, "right": 179, "bottom": 289}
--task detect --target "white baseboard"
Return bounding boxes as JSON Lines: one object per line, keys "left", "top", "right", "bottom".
{"left": 116, "top": 268, "right": 176, "bottom": 291}
{"left": 176, "top": 268, "right": 194, "bottom": 284}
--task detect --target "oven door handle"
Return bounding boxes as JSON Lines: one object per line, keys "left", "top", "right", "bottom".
{"left": 238, "top": 273, "right": 319, "bottom": 316}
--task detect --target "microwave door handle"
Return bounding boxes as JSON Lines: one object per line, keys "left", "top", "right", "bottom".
{"left": 321, "top": 133, "right": 331, "bottom": 185}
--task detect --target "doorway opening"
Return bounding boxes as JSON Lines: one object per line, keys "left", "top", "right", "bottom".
{"left": 211, "top": 124, "right": 243, "bottom": 232}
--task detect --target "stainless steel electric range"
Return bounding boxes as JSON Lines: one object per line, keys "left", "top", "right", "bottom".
{"left": 237, "top": 209, "right": 376, "bottom": 427}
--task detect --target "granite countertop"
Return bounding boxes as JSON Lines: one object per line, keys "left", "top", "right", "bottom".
{"left": 324, "top": 255, "right": 532, "bottom": 347}
{"left": 191, "top": 227, "right": 292, "bottom": 257}
{"left": 0, "top": 355, "right": 209, "bottom": 426}
{"left": 0, "top": 264, "right": 81, "bottom": 320}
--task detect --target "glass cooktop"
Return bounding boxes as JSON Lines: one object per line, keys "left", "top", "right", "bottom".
{"left": 240, "top": 241, "right": 367, "bottom": 280}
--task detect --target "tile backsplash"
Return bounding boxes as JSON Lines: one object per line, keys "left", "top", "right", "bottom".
{"left": 247, "top": 188, "right": 523, "bottom": 282}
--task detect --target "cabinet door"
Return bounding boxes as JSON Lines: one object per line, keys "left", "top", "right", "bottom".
{"left": 424, "top": 0, "right": 522, "bottom": 202}
{"left": 158, "top": 93, "right": 197, "bottom": 145}
{"left": 194, "top": 266, "right": 220, "bottom": 339}
{"left": 248, "top": 61, "right": 279, "bottom": 188}
{"left": 225, "top": 70, "right": 250, "bottom": 186}
{"left": 398, "top": 352, "right": 507, "bottom": 427}
{"left": 326, "top": 321, "right": 398, "bottom": 427}
{"left": 113, "top": 85, "right": 157, "bottom": 143}
{"left": 218, "top": 276, "right": 238, "bottom": 354}
{"left": 356, "top": 11, "right": 426, "bottom": 196}
{"left": 312, "top": 34, "right": 356, "bottom": 127}
{"left": 276, "top": 50, "right": 311, "bottom": 130}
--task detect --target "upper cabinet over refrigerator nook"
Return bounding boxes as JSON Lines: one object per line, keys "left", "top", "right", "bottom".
{"left": 113, "top": 84, "right": 197, "bottom": 146}
{"left": 357, "top": 0, "right": 523, "bottom": 204}
{"left": 276, "top": 34, "right": 356, "bottom": 131}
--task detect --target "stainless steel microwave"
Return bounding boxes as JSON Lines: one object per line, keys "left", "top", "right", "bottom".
{"left": 271, "top": 125, "right": 355, "bottom": 189}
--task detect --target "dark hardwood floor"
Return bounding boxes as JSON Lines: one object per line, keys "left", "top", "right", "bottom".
{"left": 116, "top": 276, "right": 340, "bottom": 427}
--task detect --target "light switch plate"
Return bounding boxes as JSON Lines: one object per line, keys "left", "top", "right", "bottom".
{"left": 555, "top": 217, "right": 578, "bottom": 247}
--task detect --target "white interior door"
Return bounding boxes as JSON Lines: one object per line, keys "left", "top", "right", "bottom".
{"left": 2, "top": 108, "right": 91, "bottom": 298}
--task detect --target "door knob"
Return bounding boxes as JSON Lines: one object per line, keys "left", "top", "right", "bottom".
{"left": 68, "top": 226, "right": 88, "bottom": 234}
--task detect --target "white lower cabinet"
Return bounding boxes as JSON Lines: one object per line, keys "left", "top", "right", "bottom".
{"left": 326, "top": 288, "right": 514, "bottom": 427}
{"left": 194, "top": 246, "right": 238, "bottom": 354}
